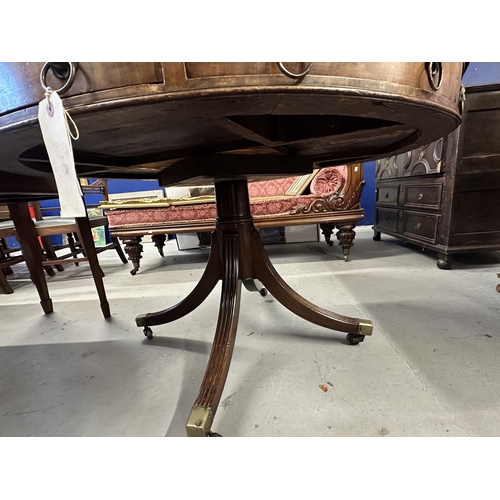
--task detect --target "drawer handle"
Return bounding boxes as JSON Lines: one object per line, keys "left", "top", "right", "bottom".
{"left": 384, "top": 215, "right": 389, "bottom": 221}
{"left": 414, "top": 223, "right": 422, "bottom": 230}
{"left": 418, "top": 193, "right": 424, "bottom": 200}
{"left": 426, "top": 62, "right": 443, "bottom": 91}
{"left": 40, "top": 62, "right": 78, "bottom": 95}
{"left": 277, "top": 62, "right": 312, "bottom": 79}
{"left": 385, "top": 193, "right": 389, "bottom": 198}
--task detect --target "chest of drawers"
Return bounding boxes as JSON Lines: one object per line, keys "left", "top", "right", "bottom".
{"left": 373, "top": 83, "right": 500, "bottom": 269}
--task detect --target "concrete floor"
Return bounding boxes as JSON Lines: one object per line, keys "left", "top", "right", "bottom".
{"left": 1, "top": 226, "right": 499, "bottom": 437}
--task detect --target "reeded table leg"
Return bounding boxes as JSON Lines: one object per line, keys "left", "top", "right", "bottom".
{"left": 186, "top": 232, "right": 242, "bottom": 437}
{"left": 136, "top": 233, "right": 222, "bottom": 334}
{"left": 135, "top": 178, "right": 373, "bottom": 437}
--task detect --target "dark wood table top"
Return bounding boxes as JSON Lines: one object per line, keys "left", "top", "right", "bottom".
{"left": 0, "top": 62, "right": 465, "bottom": 187}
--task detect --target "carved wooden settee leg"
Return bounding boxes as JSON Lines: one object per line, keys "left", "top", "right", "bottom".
{"left": 336, "top": 224, "right": 356, "bottom": 262}
{"left": 152, "top": 234, "right": 167, "bottom": 257}
{"left": 122, "top": 236, "right": 143, "bottom": 275}
{"left": 319, "top": 223, "right": 335, "bottom": 246}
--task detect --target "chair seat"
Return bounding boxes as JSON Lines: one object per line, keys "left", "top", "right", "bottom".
{"left": 33, "top": 215, "right": 108, "bottom": 236}
{"left": 0, "top": 220, "right": 16, "bottom": 238}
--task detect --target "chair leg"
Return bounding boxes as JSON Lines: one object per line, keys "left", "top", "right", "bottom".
{"left": 8, "top": 202, "right": 53, "bottom": 313}
{"left": 40, "top": 236, "right": 65, "bottom": 272}
{"left": 0, "top": 268, "right": 14, "bottom": 294}
{"left": 75, "top": 217, "right": 110, "bottom": 318}
{"left": 111, "top": 236, "right": 128, "bottom": 263}
{"left": 66, "top": 233, "right": 79, "bottom": 266}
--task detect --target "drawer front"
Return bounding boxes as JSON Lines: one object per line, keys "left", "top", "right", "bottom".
{"left": 377, "top": 185, "right": 399, "bottom": 205}
{"left": 0, "top": 63, "right": 164, "bottom": 116}
{"left": 401, "top": 183, "right": 443, "bottom": 210}
{"left": 376, "top": 208, "right": 399, "bottom": 232}
{"left": 402, "top": 212, "right": 439, "bottom": 243}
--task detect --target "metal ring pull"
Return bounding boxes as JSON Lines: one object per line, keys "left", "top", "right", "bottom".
{"left": 40, "top": 62, "right": 78, "bottom": 94}
{"left": 277, "top": 62, "right": 312, "bottom": 79}
{"left": 426, "top": 62, "right": 443, "bottom": 91}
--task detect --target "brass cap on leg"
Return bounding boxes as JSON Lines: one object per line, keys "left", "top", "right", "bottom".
{"left": 186, "top": 406, "right": 214, "bottom": 437}
{"left": 358, "top": 320, "right": 373, "bottom": 336}
{"left": 135, "top": 313, "right": 147, "bottom": 327}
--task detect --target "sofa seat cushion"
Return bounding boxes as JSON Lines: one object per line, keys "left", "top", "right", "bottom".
{"left": 106, "top": 192, "right": 337, "bottom": 230}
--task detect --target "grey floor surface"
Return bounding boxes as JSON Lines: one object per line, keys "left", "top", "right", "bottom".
{"left": 1, "top": 226, "right": 499, "bottom": 437}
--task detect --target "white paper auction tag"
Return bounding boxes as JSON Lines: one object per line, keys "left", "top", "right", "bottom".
{"left": 37, "top": 91, "right": 87, "bottom": 217}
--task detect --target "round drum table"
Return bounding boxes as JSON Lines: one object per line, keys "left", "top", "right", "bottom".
{"left": 0, "top": 62, "right": 466, "bottom": 436}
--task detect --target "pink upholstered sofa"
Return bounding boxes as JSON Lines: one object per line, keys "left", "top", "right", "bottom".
{"left": 103, "top": 164, "right": 366, "bottom": 274}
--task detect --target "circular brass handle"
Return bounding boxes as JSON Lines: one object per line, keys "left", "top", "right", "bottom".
{"left": 385, "top": 192, "right": 389, "bottom": 198}
{"left": 277, "top": 62, "right": 312, "bottom": 79}
{"left": 384, "top": 215, "right": 389, "bottom": 220}
{"left": 418, "top": 193, "right": 424, "bottom": 200}
{"left": 426, "top": 62, "right": 443, "bottom": 91}
{"left": 40, "top": 62, "right": 78, "bottom": 94}
{"left": 414, "top": 223, "right": 422, "bottom": 230}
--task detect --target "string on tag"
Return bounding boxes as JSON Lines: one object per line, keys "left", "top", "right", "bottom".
{"left": 44, "top": 87, "right": 80, "bottom": 141}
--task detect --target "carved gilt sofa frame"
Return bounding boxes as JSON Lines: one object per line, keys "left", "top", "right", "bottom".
{"left": 102, "top": 164, "right": 366, "bottom": 275}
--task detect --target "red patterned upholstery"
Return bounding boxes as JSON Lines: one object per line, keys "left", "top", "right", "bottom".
{"left": 248, "top": 176, "right": 298, "bottom": 198}
{"left": 106, "top": 166, "right": 349, "bottom": 230}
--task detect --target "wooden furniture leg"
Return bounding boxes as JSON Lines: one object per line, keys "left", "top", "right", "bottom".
{"left": 136, "top": 234, "right": 221, "bottom": 331}
{"left": 112, "top": 236, "right": 128, "bottom": 263}
{"left": 122, "top": 236, "right": 143, "bottom": 275}
{"left": 40, "top": 236, "right": 65, "bottom": 272}
{"left": 8, "top": 202, "right": 53, "bottom": 313}
{"left": 135, "top": 178, "right": 373, "bottom": 437}
{"left": 320, "top": 223, "right": 335, "bottom": 246}
{"left": 66, "top": 232, "right": 80, "bottom": 266}
{"left": 0, "top": 268, "right": 14, "bottom": 294}
{"left": 152, "top": 234, "right": 167, "bottom": 257}
{"left": 336, "top": 223, "right": 356, "bottom": 262}
{"left": 74, "top": 217, "right": 110, "bottom": 318}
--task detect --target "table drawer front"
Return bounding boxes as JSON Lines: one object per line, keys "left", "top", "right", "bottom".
{"left": 401, "top": 183, "right": 443, "bottom": 210}
{"left": 377, "top": 208, "right": 399, "bottom": 232}
{"left": 0, "top": 63, "right": 164, "bottom": 116}
{"left": 377, "top": 185, "right": 399, "bottom": 206}
{"left": 402, "top": 212, "right": 439, "bottom": 243}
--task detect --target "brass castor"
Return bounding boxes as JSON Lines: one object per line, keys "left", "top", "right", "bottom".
{"left": 259, "top": 287, "right": 268, "bottom": 297}
{"left": 346, "top": 333, "right": 365, "bottom": 345}
{"left": 130, "top": 268, "right": 138, "bottom": 275}
{"left": 143, "top": 326, "right": 153, "bottom": 339}
{"left": 373, "top": 232, "right": 381, "bottom": 241}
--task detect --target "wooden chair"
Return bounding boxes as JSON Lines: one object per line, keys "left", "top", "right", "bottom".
{"left": 27, "top": 181, "right": 128, "bottom": 317}
{"left": 3, "top": 192, "right": 127, "bottom": 317}
{"left": 0, "top": 219, "right": 24, "bottom": 294}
